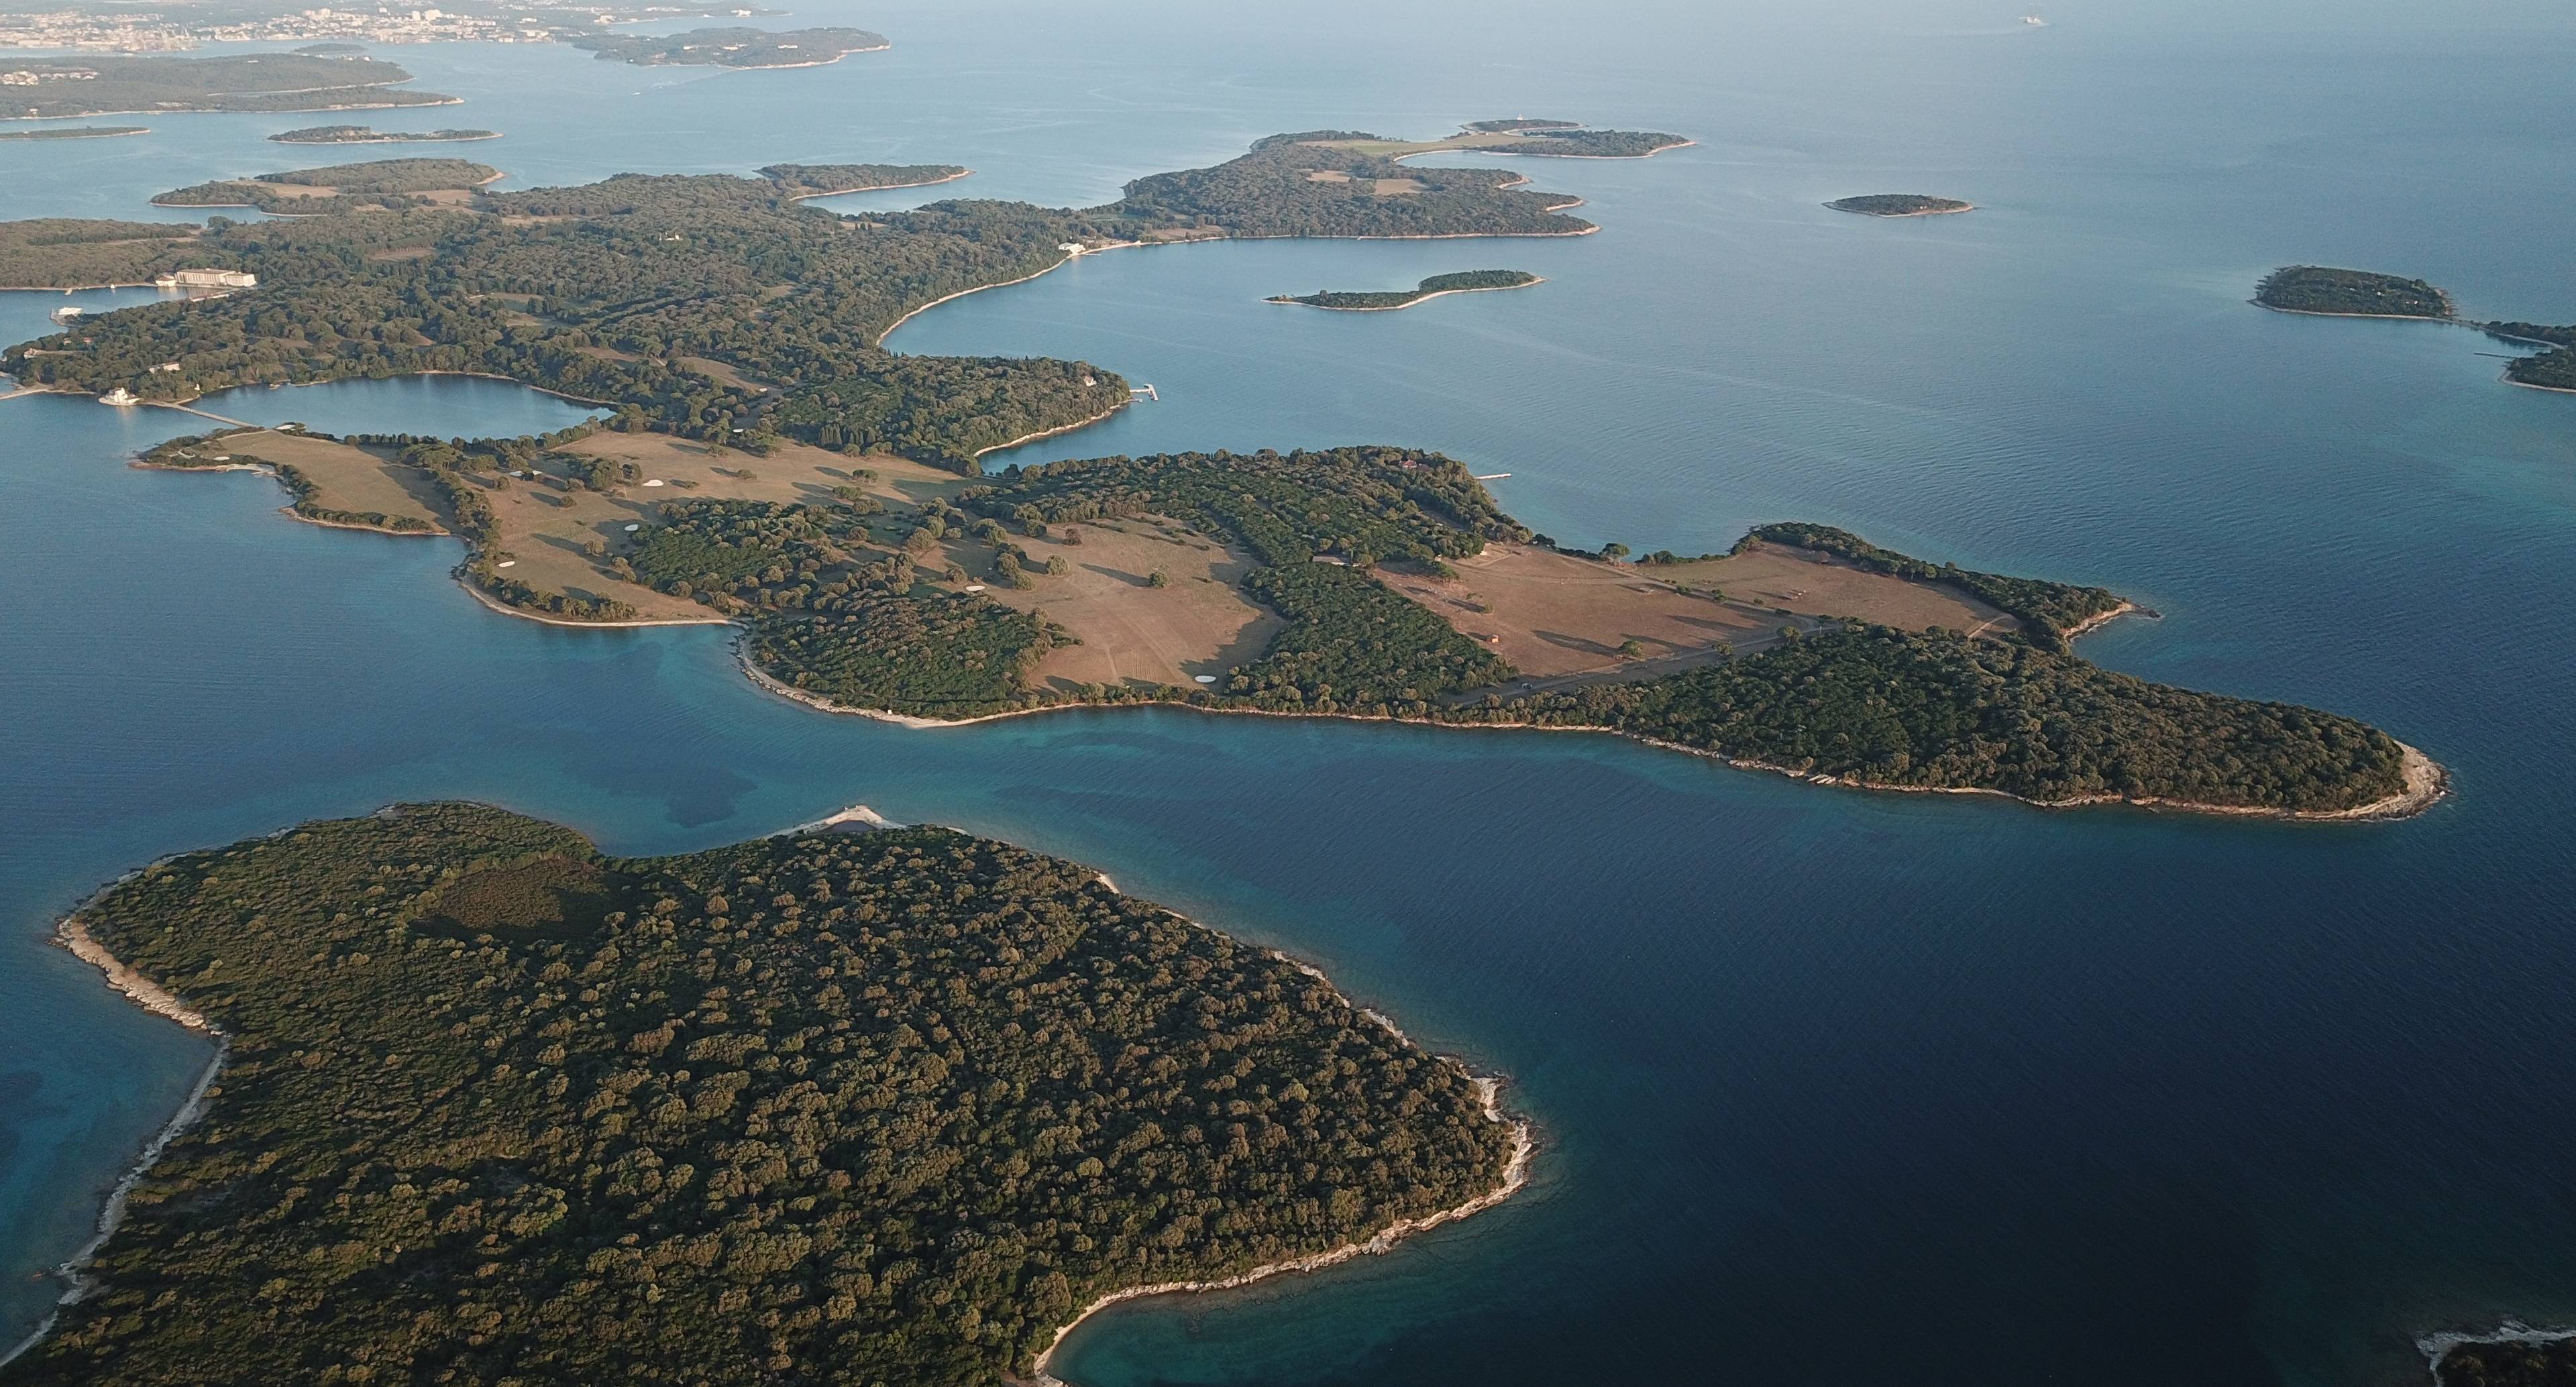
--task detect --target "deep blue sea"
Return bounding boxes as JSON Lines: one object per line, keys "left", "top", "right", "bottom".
{"left": 5, "top": 2, "right": 2574, "bottom": 1382}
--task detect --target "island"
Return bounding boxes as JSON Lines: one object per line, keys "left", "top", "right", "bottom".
{"left": 8, "top": 801, "right": 1527, "bottom": 1386}
{"left": 152, "top": 157, "right": 503, "bottom": 215}
{"left": 1825, "top": 195, "right": 1975, "bottom": 217}
{"left": 1268, "top": 269, "right": 1540, "bottom": 310}
{"left": 268, "top": 124, "right": 500, "bottom": 144}
{"left": 1286, "top": 119, "right": 1694, "bottom": 162}
{"left": 0, "top": 125, "right": 148, "bottom": 142}
{"left": 568, "top": 25, "right": 890, "bottom": 68}
{"left": 2251, "top": 266, "right": 2576, "bottom": 394}
{"left": 0, "top": 53, "right": 457, "bottom": 122}
{"left": 0, "top": 135, "right": 2439, "bottom": 819}
{"left": 2253, "top": 265, "right": 2453, "bottom": 319}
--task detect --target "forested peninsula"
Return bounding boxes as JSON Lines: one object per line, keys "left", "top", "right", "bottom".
{"left": 1269, "top": 270, "right": 1538, "bottom": 309}
{"left": 10, "top": 803, "right": 1525, "bottom": 1386}
{"left": 2253, "top": 266, "right": 2576, "bottom": 394}
{"left": 0, "top": 127, "right": 2438, "bottom": 819}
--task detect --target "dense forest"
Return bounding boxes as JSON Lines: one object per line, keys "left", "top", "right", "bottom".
{"left": 1744, "top": 522, "right": 2124, "bottom": 649}
{"left": 1823, "top": 195, "right": 1973, "bottom": 217}
{"left": 0, "top": 217, "right": 200, "bottom": 285}
{"left": 1227, "top": 563, "right": 1509, "bottom": 712}
{"left": 13, "top": 803, "right": 1518, "bottom": 1385}
{"left": 749, "top": 596, "right": 1057, "bottom": 717}
{"left": 2436, "top": 1337, "right": 2576, "bottom": 1387}
{"left": 1455, "top": 623, "right": 2410, "bottom": 812}
{"left": 2253, "top": 266, "right": 2452, "bottom": 318}
{"left": 0, "top": 53, "right": 455, "bottom": 120}
{"left": 1269, "top": 269, "right": 1538, "bottom": 309}
{"left": 566, "top": 26, "right": 890, "bottom": 68}
{"left": 966, "top": 446, "right": 1527, "bottom": 567}
{"left": 268, "top": 125, "right": 502, "bottom": 144}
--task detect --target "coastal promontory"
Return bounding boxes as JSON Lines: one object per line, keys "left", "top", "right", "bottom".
{"left": 10, "top": 803, "right": 1523, "bottom": 1386}
{"left": 1269, "top": 269, "right": 1540, "bottom": 309}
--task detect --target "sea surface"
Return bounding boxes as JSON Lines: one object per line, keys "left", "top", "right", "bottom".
{"left": 4, "top": 2, "right": 2575, "bottom": 1382}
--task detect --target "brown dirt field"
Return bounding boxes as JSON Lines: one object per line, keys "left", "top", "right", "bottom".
{"left": 480, "top": 435, "right": 971, "bottom": 620}
{"left": 474, "top": 473, "right": 713, "bottom": 621}
{"left": 241, "top": 180, "right": 338, "bottom": 200}
{"left": 1379, "top": 541, "right": 2019, "bottom": 691}
{"left": 1379, "top": 543, "right": 1762, "bottom": 680}
{"left": 1303, "top": 170, "right": 1354, "bottom": 183}
{"left": 672, "top": 355, "right": 765, "bottom": 392}
{"left": 1653, "top": 543, "right": 2019, "bottom": 636}
{"left": 219, "top": 429, "right": 447, "bottom": 530}
{"left": 557, "top": 433, "right": 964, "bottom": 508}
{"left": 1371, "top": 177, "right": 1426, "bottom": 195}
{"left": 969, "top": 518, "right": 1282, "bottom": 694}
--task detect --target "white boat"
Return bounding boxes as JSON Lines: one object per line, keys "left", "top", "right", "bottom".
{"left": 49, "top": 305, "right": 82, "bottom": 324}
{"left": 2021, "top": 13, "right": 2048, "bottom": 24}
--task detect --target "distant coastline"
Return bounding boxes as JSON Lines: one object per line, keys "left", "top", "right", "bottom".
{"left": 268, "top": 125, "right": 501, "bottom": 145}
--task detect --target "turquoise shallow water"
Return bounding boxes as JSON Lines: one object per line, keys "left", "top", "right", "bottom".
{"left": 4, "top": 3, "right": 2575, "bottom": 1382}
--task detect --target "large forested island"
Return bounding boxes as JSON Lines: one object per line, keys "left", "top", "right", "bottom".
{"left": 11, "top": 803, "right": 1523, "bottom": 1385}
{"left": 0, "top": 53, "right": 457, "bottom": 121}
{"left": 2253, "top": 266, "right": 2576, "bottom": 394}
{"left": 0, "top": 130, "right": 2437, "bottom": 818}
{"left": 0, "top": 125, "right": 146, "bottom": 142}
{"left": 1825, "top": 195, "right": 1974, "bottom": 217}
{"left": 567, "top": 25, "right": 890, "bottom": 68}
{"left": 1269, "top": 269, "right": 1539, "bottom": 310}
{"left": 269, "top": 125, "right": 501, "bottom": 144}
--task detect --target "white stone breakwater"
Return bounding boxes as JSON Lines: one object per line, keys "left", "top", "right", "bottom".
{"left": 0, "top": 920, "right": 225, "bottom": 1372}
